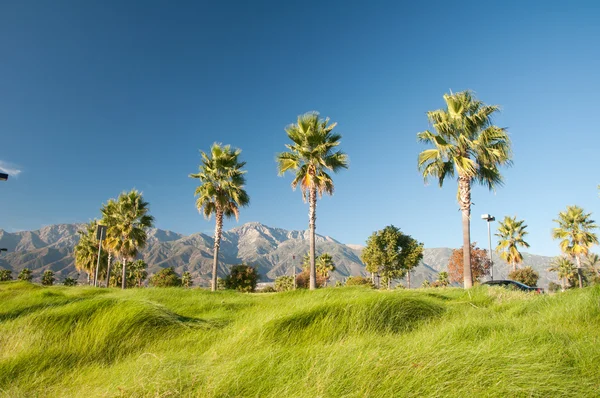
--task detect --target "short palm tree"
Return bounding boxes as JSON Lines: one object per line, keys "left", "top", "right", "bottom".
{"left": 102, "top": 190, "right": 154, "bottom": 289}
{"left": 129, "top": 259, "right": 148, "bottom": 287}
{"left": 417, "top": 90, "right": 512, "bottom": 288}
{"left": 583, "top": 253, "right": 600, "bottom": 275}
{"left": 277, "top": 112, "right": 348, "bottom": 290}
{"left": 495, "top": 216, "right": 530, "bottom": 272}
{"left": 74, "top": 220, "right": 106, "bottom": 285}
{"left": 548, "top": 256, "right": 577, "bottom": 290}
{"left": 190, "top": 143, "right": 250, "bottom": 292}
{"left": 552, "top": 205, "right": 598, "bottom": 288}
{"left": 316, "top": 252, "right": 336, "bottom": 287}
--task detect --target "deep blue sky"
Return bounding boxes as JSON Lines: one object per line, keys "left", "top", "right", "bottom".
{"left": 1, "top": 0, "right": 599, "bottom": 256}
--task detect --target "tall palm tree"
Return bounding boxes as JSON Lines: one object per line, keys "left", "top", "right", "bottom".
{"left": 102, "top": 190, "right": 154, "bottom": 289}
{"left": 548, "top": 257, "right": 577, "bottom": 291}
{"left": 277, "top": 112, "right": 349, "bottom": 290}
{"left": 552, "top": 205, "right": 598, "bottom": 288}
{"left": 100, "top": 199, "right": 118, "bottom": 288}
{"left": 417, "top": 90, "right": 512, "bottom": 288}
{"left": 190, "top": 143, "right": 250, "bottom": 292}
{"left": 495, "top": 216, "right": 530, "bottom": 272}
{"left": 74, "top": 220, "right": 106, "bottom": 285}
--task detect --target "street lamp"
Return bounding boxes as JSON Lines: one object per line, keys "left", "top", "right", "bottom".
{"left": 0, "top": 173, "right": 8, "bottom": 181}
{"left": 481, "top": 214, "right": 495, "bottom": 280}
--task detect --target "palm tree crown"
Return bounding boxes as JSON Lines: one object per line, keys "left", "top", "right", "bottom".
{"left": 74, "top": 220, "right": 106, "bottom": 284}
{"left": 495, "top": 216, "right": 530, "bottom": 272}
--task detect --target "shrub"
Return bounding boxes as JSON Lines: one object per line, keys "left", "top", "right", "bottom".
{"left": 18, "top": 268, "right": 33, "bottom": 282}
{"left": 224, "top": 265, "right": 259, "bottom": 293}
{"left": 149, "top": 267, "right": 182, "bottom": 287}
{"left": 260, "top": 286, "right": 276, "bottom": 293}
{"left": 509, "top": 266, "right": 539, "bottom": 287}
{"left": 181, "top": 271, "right": 193, "bottom": 288}
{"left": 217, "top": 277, "right": 227, "bottom": 291}
{"left": 0, "top": 269, "right": 13, "bottom": 281}
{"left": 296, "top": 270, "right": 326, "bottom": 288}
{"left": 345, "top": 276, "right": 374, "bottom": 287}
{"left": 41, "top": 270, "right": 55, "bottom": 286}
{"left": 547, "top": 281, "right": 561, "bottom": 293}
{"left": 275, "top": 275, "right": 294, "bottom": 292}
{"left": 63, "top": 277, "right": 78, "bottom": 286}
{"left": 421, "top": 280, "right": 431, "bottom": 288}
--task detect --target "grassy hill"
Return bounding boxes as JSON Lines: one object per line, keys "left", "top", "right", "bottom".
{"left": 1, "top": 282, "right": 599, "bottom": 397}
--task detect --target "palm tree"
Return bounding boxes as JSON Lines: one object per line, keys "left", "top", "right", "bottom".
{"left": 316, "top": 253, "right": 336, "bottom": 287}
{"left": 100, "top": 199, "right": 118, "bottom": 288}
{"left": 417, "top": 91, "right": 512, "bottom": 288}
{"left": 583, "top": 253, "right": 600, "bottom": 276}
{"left": 495, "top": 216, "right": 530, "bottom": 272}
{"left": 552, "top": 205, "right": 598, "bottom": 288}
{"left": 102, "top": 190, "right": 154, "bottom": 289}
{"left": 129, "top": 259, "right": 148, "bottom": 287}
{"left": 277, "top": 112, "right": 349, "bottom": 290}
{"left": 190, "top": 143, "right": 250, "bottom": 292}
{"left": 74, "top": 220, "right": 106, "bottom": 285}
{"left": 548, "top": 257, "right": 577, "bottom": 291}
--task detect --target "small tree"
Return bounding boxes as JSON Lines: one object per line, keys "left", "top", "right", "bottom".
{"left": 508, "top": 266, "right": 539, "bottom": 287}
{"left": 109, "top": 261, "right": 136, "bottom": 288}
{"left": 547, "top": 282, "right": 561, "bottom": 293}
{"left": 63, "top": 277, "right": 78, "bottom": 286}
{"left": 129, "top": 259, "right": 148, "bottom": 287}
{"left": 149, "top": 267, "right": 182, "bottom": 287}
{"left": 421, "top": 280, "right": 431, "bottom": 288}
{"left": 345, "top": 276, "right": 375, "bottom": 287}
{"left": 275, "top": 275, "right": 294, "bottom": 292}
{"left": 548, "top": 257, "right": 577, "bottom": 290}
{"left": 41, "top": 270, "right": 55, "bottom": 286}
{"left": 448, "top": 243, "right": 491, "bottom": 284}
{"left": 182, "top": 271, "right": 193, "bottom": 288}
{"left": 0, "top": 269, "right": 12, "bottom": 281}
{"left": 18, "top": 268, "right": 33, "bottom": 282}
{"left": 224, "top": 265, "right": 259, "bottom": 293}
{"left": 217, "top": 277, "right": 227, "bottom": 291}
{"left": 437, "top": 271, "right": 450, "bottom": 287}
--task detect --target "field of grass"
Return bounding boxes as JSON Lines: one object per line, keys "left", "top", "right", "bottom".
{"left": 1, "top": 282, "right": 599, "bottom": 397}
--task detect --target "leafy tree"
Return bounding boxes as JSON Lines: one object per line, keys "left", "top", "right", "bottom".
{"left": 552, "top": 205, "right": 598, "bottom": 288}
{"left": 217, "top": 277, "right": 227, "bottom": 291}
{"left": 495, "top": 216, "right": 530, "bottom": 272}
{"left": 361, "top": 225, "right": 423, "bottom": 289}
{"left": 149, "top": 267, "right": 182, "bottom": 287}
{"left": 109, "top": 261, "right": 136, "bottom": 288}
{"left": 437, "top": 271, "right": 450, "bottom": 287}
{"left": 181, "top": 271, "right": 193, "bottom": 288}
{"left": 508, "top": 266, "right": 539, "bottom": 287}
{"left": 18, "top": 268, "right": 33, "bottom": 282}
{"left": 74, "top": 220, "right": 107, "bottom": 286}
{"left": 190, "top": 143, "right": 250, "bottom": 292}
{"left": 448, "top": 243, "right": 491, "bottom": 284}
{"left": 0, "top": 269, "right": 12, "bottom": 281}
{"left": 277, "top": 112, "right": 348, "bottom": 290}
{"left": 63, "top": 277, "right": 78, "bottom": 286}
{"left": 345, "top": 276, "right": 375, "bottom": 287}
{"left": 275, "top": 275, "right": 294, "bottom": 292}
{"left": 129, "top": 259, "right": 148, "bottom": 287}
{"left": 548, "top": 257, "right": 577, "bottom": 290}
{"left": 224, "top": 265, "right": 259, "bottom": 293}
{"left": 417, "top": 91, "right": 512, "bottom": 288}
{"left": 41, "top": 270, "right": 55, "bottom": 286}
{"left": 102, "top": 190, "right": 154, "bottom": 289}
{"left": 547, "top": 282, "right": 561, "bottom": 293}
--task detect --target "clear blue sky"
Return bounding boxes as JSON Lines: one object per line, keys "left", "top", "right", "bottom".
{"left": 1, "top": 0, "right": 599, "bottom": 257}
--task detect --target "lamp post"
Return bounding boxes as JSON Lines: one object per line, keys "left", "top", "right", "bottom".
{"left": 0, "top": 173, "right": 8, "bottom": 181}
{"left": 481, "top": 214, "right": 495, "bottom": 280}
{"left": 292, "top": 255, "right": 296, "bottom": 290}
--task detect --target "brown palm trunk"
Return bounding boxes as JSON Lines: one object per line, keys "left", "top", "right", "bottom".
{"left": 308, "top": 186, "right": 317, "bottom": 290}
{"left": 575, "top": 255, "right": 583, "bottom": 288}
{"left": 458, "top": 176, "right": 473, "bottom": 288}
{"left": 105, "top": 253, "right": 112, "bottom": 288}
{"left": 121, "top": 257, "right": 127, "bottom": 289}
{"left": 407, "top": 271, "right": 411, "bottom": 289}
{"left": 212, "top": 209, "right": 224, "bottom": 292}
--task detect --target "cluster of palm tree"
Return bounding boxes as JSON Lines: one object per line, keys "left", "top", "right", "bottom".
{"left": 74, "top": 189, "right": 154, "bottom": 289}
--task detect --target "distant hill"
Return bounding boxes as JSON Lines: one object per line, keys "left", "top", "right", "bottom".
{"left": 0, "top": 222, "right": 558, "bottom": 287}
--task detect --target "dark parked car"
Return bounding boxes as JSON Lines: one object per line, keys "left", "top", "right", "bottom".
{"left": 483, "top": 280, "right": 544, "bottom": 293}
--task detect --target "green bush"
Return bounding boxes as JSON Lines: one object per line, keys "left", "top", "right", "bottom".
{"left": 41, "top": 270, "right": 55, "bottom": 286}
{"left": 260, "top": 286, "right": 276, "bottom": 293}
{"left": 0, "top": 269, "right": 13, "bottom": 281}
{"left": 509, "top": 266, "right": 539, "bottom": 287}
{"left": 18, "top": 268, "right": 33, "bottom": 282}
{"left": 345, "top": 276, "right": 374, "bottom": 287}
{"left": 63, "top": 277, "right": 78, "bottom": 286}
{"left": 224, "top": 265, "right": 259, "bottom": 293}
{"left": 217, "top": 277, "right": 227, "bottom": 291}
{"left": 181, "top": 271, "right": 193, "bottom": 288}
{"left": 547, "top": 281, "right": 561, "bottom": 293}
{"left": 274, "top": 275, "right": 294, "bottom": 292}
{"left": 149, "top": 267, "right": 182, "bottom": 287}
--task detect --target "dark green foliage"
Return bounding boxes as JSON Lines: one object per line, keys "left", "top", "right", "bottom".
{"left": 149, "top": 267, "right": 182, "bottom": 287}
{"left": 217, "top": 277, "right": 226, "bottom": 291}
{"left": 17, "top": 268, "right": 32, "bottom": 282}
{"left": 41, "top": 270, "right": 55, "bottom": 286}
{"left": 260, "top": 286, "right": 276, "bottom": 293}
{"left": 436, "top": 271, "right": 450, "bottom": 287}
{"left": 509, "top": 266, "right": 540, "bottom": 287}
{"left": 274, "top": 276, "right": 294, "bottom": 292}
{"left": 547, "top": 282, "right": 561, "bottom": 293}
{"left": 0, "top": 269, "right": 13, "bottom": 281}
{"left": 181, "top": 272, "right": 193, "bottom": 288}
{"left": 63, "top": 277, "right": 78, "bottom": 287}
{"left": 345, "top": 276, "right": 374, "bottom": 287}
{"left": 224, "top": 265, "right": 258, "bottom": 293}
{"left": 129, "top": 260, "right": 148, "bottom": 287}
{"left": 109, "top": 262, "right": 136, "bottom": 288}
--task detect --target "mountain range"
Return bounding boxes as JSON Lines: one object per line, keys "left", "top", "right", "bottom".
{"left": 0, "top": 222, "right": 558, "bottom": 287}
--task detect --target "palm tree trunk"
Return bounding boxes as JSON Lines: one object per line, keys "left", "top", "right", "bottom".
{"left": 407, "top": 270, "right": 411, "bottom": 289}
{"left": 105, "top": 253, "right": 112, "bottom": 288}
{"left": 308, "top": 186, "right": 317, "bottom": 290}
{"left": 458, "top": 176, "right": 473, "bottom": 288}
{"left": 212, "top": 209, "right": 224, "bottom": 292}
{"left": 575, "top": 255, "right": 583, "bottom": 288}
{"left": 121, "top": 257, "right": 127, "bottom": 289}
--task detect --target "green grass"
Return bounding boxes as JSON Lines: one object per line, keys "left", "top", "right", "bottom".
{"left": 1, "top": 282, "right": 599, "bottom": 397}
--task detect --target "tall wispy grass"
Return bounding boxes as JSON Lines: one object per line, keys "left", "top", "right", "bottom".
{"left": 1, "top": 281, "right": 599, "bottom": 397}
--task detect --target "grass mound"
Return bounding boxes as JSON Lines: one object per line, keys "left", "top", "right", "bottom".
{"left": 0, "top": 282, "right": 599, "bottom": 397}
